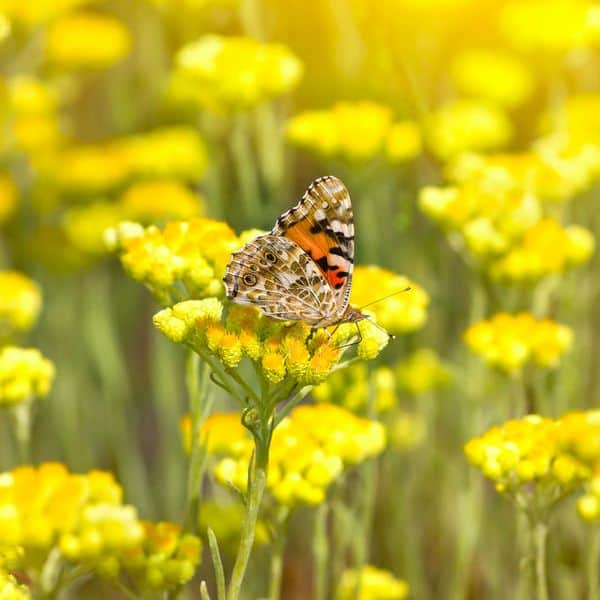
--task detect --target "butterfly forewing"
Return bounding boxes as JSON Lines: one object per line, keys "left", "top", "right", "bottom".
{"left": 271, "top": 175, "right": 355, "bottom": 315}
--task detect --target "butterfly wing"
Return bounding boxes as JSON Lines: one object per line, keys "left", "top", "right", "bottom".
{"left": 271, "top": 175, "right": 355, "bottom": 316}
{"left": 223, "top": 235, "right": 339, "bottom": 325}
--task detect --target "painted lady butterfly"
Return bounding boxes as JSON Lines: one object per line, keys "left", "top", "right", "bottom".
{"left": 223, "top": 176, "right": 366, "bottom": 328}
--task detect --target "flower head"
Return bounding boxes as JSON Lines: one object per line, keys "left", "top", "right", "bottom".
{"left": 46, "top": 12, "right": 131, "bottom": 69}
{"left": 0, "top": 347, "right": 55, "bottom": 407}
{"left": 287, "top": 102, "right": 421, "bottom": 164}
{"left": 0, "top": 272, "right": 42, "bottom": 340}
{"left": 395, "top": 349, "right": 452, "bottom": 395}
{"left": 173, "top": 35, "right": 302, "bottom": 111}
{"left": 350, "top": 266, "right": 428, "bottom": 335}
{"left": 464, "top": 313, "right": 573, "bottom": 374}
{"left": 201, "top": 404, "right": 386, "bottom": 507}
{"left": 337, "top": 565, "right": 409, "bottom": 600}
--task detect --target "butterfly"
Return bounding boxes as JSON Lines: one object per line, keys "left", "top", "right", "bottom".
{"left": 223, "top": 175, "right": 366, "bottom": 328}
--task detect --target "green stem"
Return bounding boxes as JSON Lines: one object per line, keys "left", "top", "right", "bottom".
{"left": 268, "top": 507, "right": 290, "bottom": 600}
{"left": 313, "top": 502, "right": 329, "bottom": 600}
{"left": 587, "top": 526, "right": 600, "bottom": 600}
{"left": 12, "top": 400, "right": 32, "bottom": 464}
{"left": 533, "top": 520, "right": 549, "bottom": 600}
{"left": 230, "top": 114, "right": 261, "bottom": 223}
{"left": 184, "top": 352, "right": 211, "bottom": 533}
{"left": 226, "top": 434, "right": 269, "bottom": 600}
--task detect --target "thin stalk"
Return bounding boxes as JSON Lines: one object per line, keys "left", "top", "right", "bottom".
{"left": 533, "top": 520, "right": 549, "bottom": 600}
{"left": 313, "top": 502, "right": 329, "bottom": 600}
{"left": 587, "top": 526, "right": 600, "bottom": 600}
{"left": 268, "top": 507, "right": 290, "bottom": 600}
{"left": 226, "top": 435, "right": 269, "bottom": 600}
{"left": 207, "top": 528, "right": 226, "bottom": 600}
{"left": 12, "top": 400, "right": 32, "bottom": 464}
{"left": 184, "top": 353, "right": 211, "bottom": 533}
{"left": 230, "top": 114, "right": 261, "bottom": 223}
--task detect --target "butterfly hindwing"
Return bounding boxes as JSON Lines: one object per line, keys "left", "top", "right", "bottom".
{"left": 271, "top": 175, "right": 354, "bottom": 315}
{"left": 223, "top": 235, "right": 339, "bottom": 325}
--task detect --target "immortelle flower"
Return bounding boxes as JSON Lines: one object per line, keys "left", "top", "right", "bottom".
{"left": 173, "top": 35, "right": 302, "bottom": 111}
{"left": 108, "top": 218, "right": 241, "bottom": 304}
{"left": 337, "top": 564, "right": 409, "bottom": 600}
{"left": 395, "top": 348, "right": 451, "bottom": 395}
{"left": 450, "top": 48, "right": 535, "bottom": 108}
{"left": 286, "top": 101, "right": 421, "bottom": 164}
{"left": 577, "top": 473, "right": 600, "bottom": 522}
{"left": 0, "top": 347, "right": 55, "bottom": 407}
{"left": 464, "top": 313, "right": 573, "bottom": 374}
{"left": 500, "top": 0, "right": 597, "bottom": 52}
{"left": 0, "top": 463, "right": 201, "bottom": 593}
{"left": 0, "top": 271, "right": 42, "bottom": 340}
{"left": 350, "top": 266, "right": 428, "bottom": 336}
{"left": 426, "top": 99, "right": 513, "bottom": 160}
{"left": 0, "top": 569, "right": 30, "bottom": 599}
{"left": 490, "top": 218, "right": 594, "bottom": 282}
{"left": 465, "top": 411, "right": 600, "bottom": 502}
{"left": 196, "top": 404, "right": 386, "bottom": 507}
{"left": 46, "top": 11, "right": 131, "bottom": 69}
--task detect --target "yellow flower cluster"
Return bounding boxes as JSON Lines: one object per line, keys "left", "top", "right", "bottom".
{"left": 201, "top": 404, "right": 386, "bottom": 506}
{"left": 336, "top": 565, "right": 409, "bottom": 600}
{"left": 0, "top": 173, "right": 17, "bottom": 226}
{"left": 0, "top": 347, "right": 55, "bottom": 407}
{"left": 350, "top": 266, "right": 428, "bottom": 335}
{"left": 465, "top": 411, "right": 600, "bottom": 501}
{"left": 286, "top": 102, "right": 421, "bottom": 163}
{"left": 0, "top": 570, "right": 30, "bottom": 599}
{"left": 6, "top": 75, "right": 63, "bottom": 155}
{"left": 46, "top": 126, "right": 208, "bottom": 194}
{"left": 312, "top": 364, "right": 398, "bottom": 414}
{"left": 491, "top": 218, "right": 594, "bottom": 282}
{"left": 173, "top": 35, "right": 302, "bottom": 111}
{"left": 109, "top": 219, "right": 239, "bottom": 303}
{"left": 464, "top": 313, "right": 573, "bottom": 374}
{"left": 577, "top": 474, "right": 600, "bottom": 522}
{"left": 155, "top": 300, "right": 388, "bottom": 385}
{"left": 0, "top": 271, "right": 42, "bottom": 340}
{"left": 451, "top": 49, "right": 534, "bottom": 108}
{"left": 426, "top": 99, "right": 513, "bottom": 160}
{"left": 395, "top": 349, "right": 451, "bottom": 395}
{"left": 500, "top": 0, "right": 598, "bottom": 52}
{"left": 0, "top": 0, "right": 93, "bottom": 27}
{"left": 46, "top": 11, "right": 131, "bottom": 69}
{"left": 0, "top": 463, "right": 201, "bottom": 591}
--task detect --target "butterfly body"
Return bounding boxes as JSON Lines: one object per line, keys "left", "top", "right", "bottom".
{"left": 223, "top": 176, "right": 366, "bottom": 328}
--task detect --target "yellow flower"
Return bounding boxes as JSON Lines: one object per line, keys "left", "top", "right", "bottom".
{"left": 287, "top": 102, "right": 420, "bottom": 164}
{"left": 115, "top": 218, "right": 238, "bottom": 303}
{"left": 0, "top": 173, "right": 17, "bottom": 225}
{"left": 395, "top": 349, "right": 451, "bottom": 395}
{"left": 577, "top": 473, "right": 600, "bottom": 522}
{"left": 387, "top": 411, "right": 427, "bottom": 452}
{"left": 313, "top": 364, "right": 397, "bottom": 414}
{"left": 427, "top": 99, "right": 513, "bottom": 160}
{"left": 0, "top": 569, "right": 30, "bottom": 599}
{"left": 464, "top": 313, "right": 572, "bottom": 374}
{"left": 0, "top": 347, "right": 55, "bottom": 407}
{"left": 500, "top": 0, "right": 596, "bottom": 52}
{"left": 120, "top": 180, "right": 203, "bottom": 223}
{"left": 46, "top": 12, "right": 131, "bottom": 69}
{"left": 337, "top": 565, "right": 409, "bottom": 600}
{"left": 173, "top": 35, "right": 302, "bottom": 111}
{"left": 350, "top": 266, "right": 428, "bottom": 335}
{"left": 0, "top": 271, "right": 42, "bottom": 339}
{"left": 0, "top": 463, "right": 201, "bottom": 591}
{"left": 466, "top": 411, "right": 599, "bottom": 503}
{"left": 491, "top": 218, "right": 594, "bottom": 281}
{"left": 262, "top": 351, "right": 286, "bottom": 384}
{"left": 385, "top": 120, "right": 422, "bottom": 163}
{"left": 0, "top": 0, "right": 93, "bottom": 26}
{"left": 203, "top": 404, "right": 385, "bottom": 507}
{"left": 451, "top": 49, "right": 534, "bottom": 108}
{"left": 62, "top": 202, "right": 125, "bottom": 257}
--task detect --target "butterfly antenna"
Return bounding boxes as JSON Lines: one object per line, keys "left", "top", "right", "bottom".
{"left": 358, "top": 286, "right": 412, "bottom": 311}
